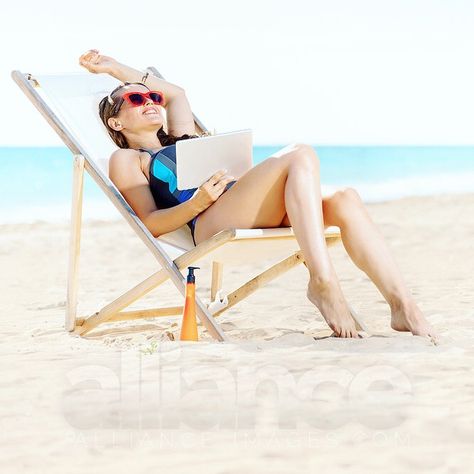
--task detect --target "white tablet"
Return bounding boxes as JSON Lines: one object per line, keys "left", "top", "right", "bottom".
{"left": 175, "top": 129, "right": 253, "bottom": 190}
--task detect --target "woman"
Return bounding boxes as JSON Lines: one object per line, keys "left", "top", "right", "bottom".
{"left": 79, "top": 49, "right": 436, "bottom": 340}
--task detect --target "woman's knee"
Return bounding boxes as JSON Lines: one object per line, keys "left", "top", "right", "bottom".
{"left": 331, "top": 187, "right": 363, "bottom": 208}
{"left": 325, "top": 187, "right": 363, "bottom": 223}
{"left": 288, "top": 143, "right": 320, "bottom": 170}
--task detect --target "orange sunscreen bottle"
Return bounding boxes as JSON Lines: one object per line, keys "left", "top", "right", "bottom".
{"left": 179, "top": 266, "right": 200, "bottom": 341}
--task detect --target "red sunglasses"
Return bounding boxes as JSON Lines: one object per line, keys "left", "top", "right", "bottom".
{"left": 120, "top": 90, "right": 166, "bottom": 107}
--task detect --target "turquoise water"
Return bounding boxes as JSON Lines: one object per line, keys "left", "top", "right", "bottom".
{"left": 1, "top": 146, "right": 473, "bottom": 223}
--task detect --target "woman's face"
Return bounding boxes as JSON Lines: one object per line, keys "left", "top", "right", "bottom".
{"left": 108, "top": 84, "right": 165, "bottom": 133}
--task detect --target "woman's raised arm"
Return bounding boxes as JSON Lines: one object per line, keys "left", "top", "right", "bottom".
{"left": 78, "top": 49, "right": 184, "bottom": 100}
{"left": 79, "top": 49, "right": 196, "bottom": 135}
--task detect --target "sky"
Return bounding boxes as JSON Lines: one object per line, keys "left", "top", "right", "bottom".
{"left": 1, "top": 0, "right": 473, "bottom": 146}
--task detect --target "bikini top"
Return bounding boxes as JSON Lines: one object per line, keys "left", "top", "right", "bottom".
{"left": 140, "top": 144, "right": 197, "bottom": 210}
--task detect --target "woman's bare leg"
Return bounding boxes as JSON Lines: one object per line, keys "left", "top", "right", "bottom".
{"left": 319, "top": 189, "right": 437, "bottom": 339}
{"left": 279, "top": 188, "right": 437, "bottom": 338}
{"left": 194, "top": 144, "right": 359, "bottom": 338}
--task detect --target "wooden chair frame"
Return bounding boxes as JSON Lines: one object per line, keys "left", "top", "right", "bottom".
{"left": 12, "top": 68, "right": 367, "bottom": 341}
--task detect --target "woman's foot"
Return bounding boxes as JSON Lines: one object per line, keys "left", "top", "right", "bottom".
{"left": 390, "top": 299, "right": 438, "bottom": 342}
{"left": 307, "top": 278, "right": 359, "bottom": 338}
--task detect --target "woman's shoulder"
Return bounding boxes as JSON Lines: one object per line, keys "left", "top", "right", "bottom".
{"left": 109, "top": 148, "right": 159, "bottom": 181}
{"left": 109, "top": 148, "right": 152, "bottom": 185}
{"left": 109, "top": 148, "right": 141, "bottom": 162}
{"left": 109, "top": 148, "right": 142, "bottom": 174}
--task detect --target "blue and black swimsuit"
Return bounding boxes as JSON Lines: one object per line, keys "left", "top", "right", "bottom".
{"left": 140, "top": 144, "right": 236, "bottom": 246}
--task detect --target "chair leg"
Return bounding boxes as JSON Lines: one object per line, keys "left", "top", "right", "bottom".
{"left": 211, "top": 261, "right": 224, "bottom": 302}
{"left": 66, "top": 154, "right": 84, "bottom": 332}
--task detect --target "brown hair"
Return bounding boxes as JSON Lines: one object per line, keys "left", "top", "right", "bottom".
{"left": 98, "top": 82, "right": 201, "bottom": 149}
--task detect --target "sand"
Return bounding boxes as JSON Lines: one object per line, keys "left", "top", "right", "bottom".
{"left": 1, "top": 194, "right": 473, "bottom": 473}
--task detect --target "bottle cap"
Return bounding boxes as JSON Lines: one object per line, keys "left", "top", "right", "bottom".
{"left": 187, "top": 266, "right": 200, "bottom": 283}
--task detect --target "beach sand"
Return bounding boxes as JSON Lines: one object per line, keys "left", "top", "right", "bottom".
{"left": 1, "top": 194, "right": 473, "bottom": 473}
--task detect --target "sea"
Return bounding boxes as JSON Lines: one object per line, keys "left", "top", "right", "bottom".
{"left": 1, "top": 146, "right": 473, "bottom": 224}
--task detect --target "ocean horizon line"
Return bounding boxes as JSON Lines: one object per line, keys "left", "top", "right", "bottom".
{"left": 1, "top": 145, "right": 473, "bottom": 224}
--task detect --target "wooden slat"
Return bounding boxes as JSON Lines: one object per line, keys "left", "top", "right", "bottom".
{"left": 173, "top": 229, "right": 235, "bottom": 268}
{"left": 75, "top": 268, "right": 170, "bottom": 335}
{"left": 75, "top": 307, "right": 184, "bottom": 330}
{"left": 112, "top": 306, "right": 183, "bottom": 321}
{"left": 213, "top": 251, "right": 305, "bottom": 317}
{"left": 65, "top": 155, "right": 84, "bottom": 331}
{"left": 211, "top": 261, "right": 224, "bottom": 301}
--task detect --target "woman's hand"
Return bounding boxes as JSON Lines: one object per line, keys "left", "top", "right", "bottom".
{"left": 78, "top": 49, "right": 118, "bottom": 75}
{"left": 192, "top": 169, "right": 235, "bottom": 210}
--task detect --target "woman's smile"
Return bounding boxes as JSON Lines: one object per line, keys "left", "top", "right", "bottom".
{"left": 142, "top": 107, "right": 159, "bottom": 115}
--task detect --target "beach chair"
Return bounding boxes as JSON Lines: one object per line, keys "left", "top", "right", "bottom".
{"left": 12, "top": 68, "right": 367, "bottom": 341}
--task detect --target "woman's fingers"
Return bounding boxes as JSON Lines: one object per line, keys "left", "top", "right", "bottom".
{"left": 207, "top": 169, "right": 227, "bottom": 186}
{"left": 201, "top": 176, "right": 234, "bottom": 202}
{"left": 214, "top": 176, "right": 234, "bottom": 192}
{"left": 215, "top": 176, "right": 234, "bottom": 185}
{"left": 208, "top": 180, "right": 226, "bottom": 196}
{"left": 197, "top": 170, "right": 234, "bottom": 205}
{"left": 88, "top": 52, "right": 99, "bottom": 64}
{"left": 84, "top": 48, "right": 99, "bottom": 58}
{"left": 79, "top": 50, "right": 105, "bottom": 74}
{"left": 79, "top": 49, "right": 100, "bottom": 66}
{"left": 80, "top": 51, "right": 92, "bottom": 62}
{"left": 215, "top": 179, "right": 230, "bottom": 190}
